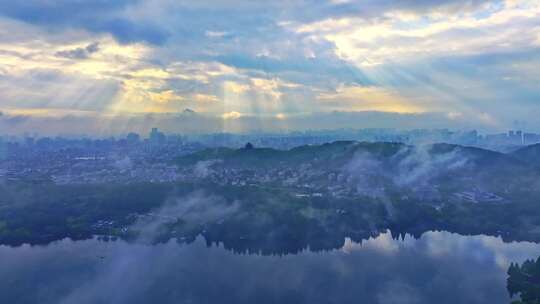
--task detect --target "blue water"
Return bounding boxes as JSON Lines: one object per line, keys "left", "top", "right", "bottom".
{"left": 1, "top": 231, "right": 539, "bottom": 304}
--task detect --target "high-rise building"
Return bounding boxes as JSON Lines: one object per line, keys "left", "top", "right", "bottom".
{"left": 509, "top": 130, "right": 523, "bottom": 145}
{"left": 126, "top": 132, "right": 140, "bottom": 144}
{"left": 149, "top": 128, "right": 166, "bottom": 145}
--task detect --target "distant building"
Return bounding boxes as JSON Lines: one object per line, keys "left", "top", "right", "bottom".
{"left": 509, "top": 130, "right": 523, "bottom": 145}
{"left": 126, "top": 133, "right": 140, "bottom": 144}
{"left": 149, "top": 128, "right": 166, "bottom": 145}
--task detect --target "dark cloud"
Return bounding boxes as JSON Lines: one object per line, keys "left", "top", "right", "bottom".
{"left": 55, "top": 42, "right": 100, "bottom": 59}
{"left": 0, "top": 0, "right": 490, "bottom": 46}
{"left": 90, "top": 18, "right": 169, "bottom": 45}
{"left": 0, "top": 0, "right": 168, "bottom": 45}
{"left": 166, "top": 0, "right": 492, "bottom": 24}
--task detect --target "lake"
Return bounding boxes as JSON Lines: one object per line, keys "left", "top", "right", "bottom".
{"left": 1, "top": 231, "right": 539, "bottom": 304}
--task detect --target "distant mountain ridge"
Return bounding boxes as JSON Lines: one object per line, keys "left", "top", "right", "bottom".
{"left": 177, "top": 141, "right": 519, "bottom": 168}
{"left": 176, "top": 141, "right": 538, "bottom": 187}
{"left": 176, "top": 141, "right": 407, "bottom": 169}
{"left": 511, "top": 143, "right": 540, "bottom": 165}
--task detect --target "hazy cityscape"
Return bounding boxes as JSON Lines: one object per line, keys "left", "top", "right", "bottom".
{"left": 2, "top": 127, "right": 539, "bottom": 186}
{"left": 2, "top": 0, "right": 540, "bottom": 303}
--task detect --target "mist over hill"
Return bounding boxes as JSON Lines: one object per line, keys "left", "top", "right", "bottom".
{"left": 178, "top": 141, "right": 539, "bottom": 197}
{"left": 3, "top": 140, "right": 540, "bottom": 251}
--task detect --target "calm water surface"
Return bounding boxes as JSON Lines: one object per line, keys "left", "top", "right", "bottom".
{"left": 1, "top": 231, "right": 539, "bottom": 304}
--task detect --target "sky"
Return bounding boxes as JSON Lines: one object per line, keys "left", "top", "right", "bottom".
{"left": 0, "top": 0, "right": 539, "bottom": 135}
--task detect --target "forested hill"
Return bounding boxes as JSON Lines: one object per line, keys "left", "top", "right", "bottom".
{"left": 176, "top": 140, "right": 534, "bottom": 176}
{"left": 511, "top": 143, "right": 540, "bottom": 166}
{"left": 3, "top": 141, "right": 540, "bottom": 249}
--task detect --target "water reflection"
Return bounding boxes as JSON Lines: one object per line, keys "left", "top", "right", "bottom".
{"left": 1, "top": 231, "right": 539, "bottom": 304}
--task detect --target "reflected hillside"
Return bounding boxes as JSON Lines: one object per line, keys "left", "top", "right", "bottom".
{"left": 2, "top": 231, "right": 539, "bottom": 304}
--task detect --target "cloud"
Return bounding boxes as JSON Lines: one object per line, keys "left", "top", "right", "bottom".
{"left": 55, "top": 42, "right": 100, "bottom": 59}
{"left": 289, "top": 1, "right": 540, "bottom": 66}
{"left": 392, "top": 145, "right": 469, "bottom": 186}
{"left": 317, "top": 85, "right": 426, "bottom": 113}
{"left": 0, "top": 67, "right": 120, "bottom": 112}
{"left": 0, "top": 0, "right": 539, "bottom": 133}
{"left": 132, "top": 192, "right": 239, "bottom": 243}
{"left": 205, "top": 30, "right": 229, "bottom": 38}
{"left": 0, "top": 0, "right": 168, "bottom": 45}
{"left": 222, "top": 111, "right": 243, "bottom": 120}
